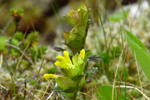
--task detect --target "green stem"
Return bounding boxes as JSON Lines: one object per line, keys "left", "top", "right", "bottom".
{"left": 6, "top": 21, "right": 19, "bottom": 59}
{"left": 11, "top": 76, "right": 17, "bottom": 100}
{"left": 98, "top": 13, "right": 108, "bottom": 54}
{"left": 82, "top": 93, "right": 86, "bottom": 100}
{"left": 73, "top": 92, "right": 77, "bottom": 100}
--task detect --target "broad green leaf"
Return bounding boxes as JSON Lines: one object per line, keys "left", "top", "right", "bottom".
{"left": 124, "top": 29, "right": 150, "bottom": 81}
{"left": 124, "top": 30, "right": 147, "bottom": 51}
{"left": 108, "top": 9, "right": 130, "bottom": 22}
{"left": 96, "top": 85, "right": 127, "bottom": 100}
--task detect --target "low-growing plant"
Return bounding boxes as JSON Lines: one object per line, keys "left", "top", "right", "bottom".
{"left": 43, "top": 4, "right": 101, "bottom": 99}
{"left": 1, "top": 1, "right": 150, "bottom": 100}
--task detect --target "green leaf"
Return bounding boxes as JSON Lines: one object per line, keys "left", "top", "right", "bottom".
{"left": 0, "top": 36, "right": 8, "bottom": 51}
{"left": 111, "top": 46, "right": 121, "bottom": 58}
{"left": 14, "top": 32, "right": 24, "bottom": 41}
{"left": 12, "top": 38, "right": 19, "bottom": 46}
{"left": 64, "top": 3, "right": 89, "bottom": 53}
{"left": 124, "top": 29, "right": 150, "bottom": 81}
{"left": 56, "top": 77, "right": 77, "bottom": 91}
{"left": 30, "top": 44, "right": 38, "bottom": 59}
{"left": 29, "top": 80, "right": 36, "bottom": 85}
{"left": 27, "top": 31, "right": 39, "bottom": 42}
{"left": 96, "top": 85, "right": 127, "bottom": 100}
{"left": 10, "top": 8, "right": 15, "bottom": 13}
{"left": 71, "top": 75, "right": 85, "bottom": 89}
{"left": 18, "top": 8, "right": 24, "bottom": 14}
{"left": 48, "top": 67, "right": 57, "bottom": 74}
{"left": 108, "top": 9, "right": 130, "bottom": 22}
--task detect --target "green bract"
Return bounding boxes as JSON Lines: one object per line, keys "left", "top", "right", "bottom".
{"left": 43, "top": 49, "right": 86, "bottom": 93}
{"left": 64, "top": 3, "right": 89, "bottom": 53}
{"left": 55, "top": 49, "right": 86, "bottom": 78}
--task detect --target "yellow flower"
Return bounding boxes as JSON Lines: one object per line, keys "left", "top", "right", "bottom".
{"left": 10, "top": 8, "right": 24, "bottom": 18}
{"left": 43, "top": 74, "right": 59, "bottom": 80}
{"left": 80, "top": 49, "right": 85, "bottom": 60}
{"left": 64, "top": 51, "right": 72, "bottom": 63}
{"left": 54, "top": 49, "right": 85, "bottom": 69}
{"left": 14, "top": 10, "right": 18, "bottom": 16}
{"left": 54, "top": 51, "right": 74, "bottom": 69}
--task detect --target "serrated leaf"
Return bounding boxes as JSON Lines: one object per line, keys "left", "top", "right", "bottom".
{"left": 124, "top": 29, "right": 150, "bottom": 81}
{"left": 96, "top": 85, "right": 127, "bottom": 100}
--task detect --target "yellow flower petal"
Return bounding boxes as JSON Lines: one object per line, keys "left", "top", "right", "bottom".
{"left": 80, "top": 49, "right": 85, "bottom": 60}
{"left": 43, "top": 74, "right": 58, "bottom": 80}
{"left": 54, "top": 61, "right": 60, "bottom": 66}
{"left": 20, "top": 13, "right": 24, "bottom": 16}
{"left": 56, "top": 56, "right": 66, "bottom": 61}
{"left": 56, "top": 56, "right": 67, "bottom": 68}
{"left": 63, "top": 51, "right": 72, "bottom": 63}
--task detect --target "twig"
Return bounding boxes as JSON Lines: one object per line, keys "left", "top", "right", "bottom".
{"left": 93, "top": 84, "right": 102, "bottom": 98}
{"left": 42, "top": 80, "right": 52, "bottom": 99}
{"left": 37, "top": 57, "right": 45, "bottom": 78}
{"left": 115, "top": 81, "right": 150, "bottom": 93}
{"left": 22, "top": 87, "right": 40, "bottom": 100}
{"left": 129, "top": 0, "right": 143, "bottom": 30}
{"left": 135, "top": 55, "right": 144, "bottom": 99}
{"left": 116, "top": 43, "right": 127, "bottom": 100}
{"left": 115, "top": 85, "right": 150, "bottom": 100}
{"left": 80, "top": 92, "right": 96, "bottom": 100}
{"left": 6, "top": 44, "right": 35, "bottom": 67}
{"left": 46, "top": 92, "right": 54, "bottom": 100}
{"left": 0, "top": 84, "right": 7, "bottom": 90}
{"left": 0, "top": 54, "right": 3, "bottom": 68}
{"left": 98, "top": 13, "right": 108, "bottom": 54}
{"left": 6, "top": 21, "right": 19, "bottom": 59}
{"left": 26, "top": 77, "right": 42, "bottom": 99}
{"left": 34, "top": 89, "right": 49, "bottom": 95}
{"left": 27, "top": 53, "right": 45, "bottom": 99}
{"left": 24, "top": 79, "right": 27, "bottom": 99}
{"left": 112, "top": 49, "right": 123, "bottom": 100}
{"left": 46, "top": 83, "right": 57, "bottom": 100}
{"left": 16, "top": 43, "right": 30, "bottom": 70}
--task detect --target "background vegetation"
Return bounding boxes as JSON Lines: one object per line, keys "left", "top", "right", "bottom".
{"left": 0, "top": 0, "right": 150, "bottom": 100}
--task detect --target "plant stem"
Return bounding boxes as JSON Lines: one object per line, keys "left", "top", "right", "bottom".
{"left": 73, "top": 92, "right": 77, "bottom": 100}
{"left": 6, "top": 21, "right": 19, "bottom": 59}
{"left": 98, "top": 13, "right": 108, "bottom": 54}
{"left": 11, "top": 75, "right": 17, "bottom": 100}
